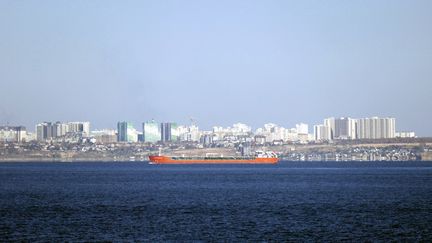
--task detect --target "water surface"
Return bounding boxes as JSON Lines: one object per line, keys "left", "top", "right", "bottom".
{"left": 1, "top": 161, "right": 432, "bottom": 241}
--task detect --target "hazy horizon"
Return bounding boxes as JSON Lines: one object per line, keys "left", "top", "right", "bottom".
{"left": 1, "top": 1, "right": 431, "bottom": 135}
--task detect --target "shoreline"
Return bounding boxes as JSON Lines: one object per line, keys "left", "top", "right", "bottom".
{"left": 2, "top": 141, "right": 432, "bottom": 162}
{"left": 1, "top": 158, "right": 431, "bottom": 163}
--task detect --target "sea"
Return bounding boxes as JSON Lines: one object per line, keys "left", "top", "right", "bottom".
{"left": 1, "top": 161, "right": 432, "bottom": 242}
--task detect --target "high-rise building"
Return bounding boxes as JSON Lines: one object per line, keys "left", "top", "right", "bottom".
{"left": 324, "top": 117, "right": 357, "bottom": 140}
{"left": 347, "top": 118, "right": 357, "bottom": 139}
{"left": 36, "top": 123, "right": 45, "bottom": 141}
{"left": 0, "top": 126, "right": 26, "bottom": 142}
{"left": 160, "top": 122, "right": 178, "bottom": 142}
{"left": 117, "top": 122, "right": 138, "bottom": 142}
{"left": 357, "top": 117, "right": 395, "bottom": 139}
{"left": 160, "top": 123, "right": 170, "bottom": 142}
{"left": 334, "top": 117, "right": 357, "bottom": 139}
{"left": 324, "top": 117, "right": 335, "bottom": 140}
{"left": 170, "top": 123, "right": 179, "bottom": 141}
{"left": 36, "top": 122, "right": 53, "bottom": 141}
{"left": 313, "top": 124, "right": 331, "bottom": 141}
{"left": 36, "top": 121, "right": 91, "bottom": 141}
{"left": 143, "top": 120, "right": 160, "bottom": 143}
{"left": 53, "top": 122, "right": 69, "bottom": 137}
{"left": 67, "top": 122, "right": 90, "bottom": 137}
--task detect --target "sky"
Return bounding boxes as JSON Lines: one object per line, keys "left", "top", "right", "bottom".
{"left": 0, "top": 0, "right": 431, "bottom": 135}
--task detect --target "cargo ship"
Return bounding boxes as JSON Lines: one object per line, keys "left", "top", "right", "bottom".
{"left": 149, "top": 151, "right": 278, "bottom": 164}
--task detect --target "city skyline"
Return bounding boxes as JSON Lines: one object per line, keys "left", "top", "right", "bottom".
{"left": 0, "top": 115, "right": 416, "bottom": 134}
{"left": 2, "top": 115, "right": 419, "bottom": 142}
{"left": 1, "top": 1, "right": 431, "bottom": 135}
{"left": 2, "top": 2, "right": 432, "bottom": 241}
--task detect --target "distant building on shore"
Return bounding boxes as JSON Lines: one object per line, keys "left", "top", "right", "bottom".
{"left": 395, "top": 131, "right": 416, "bottom": 138}
{"left": 323, "top": 117, "right": 357, "bottom": 140}
{"left": 296, "top": 123, "right": 309, "bottom": 135}
{"left": 0, "top": 126, "right": 26, "bottom": 142}
{"left": 160, "top": 122, "right": 178, "bottom": 142}
{"left": 143, "top": 120, "right": 160, "bottom": 143}
{"left": 316, "top": 117, "right": 396, "bottom": 142}
{"left": 117, "top": 122, "right": 138, "bottom": 142}
{"left": 90, "top": 129, "right": 117, "bottom": 144}
{"left": 313, "top": 124, "right": 331, "bottom": 141}
{"left": 357, "top": 117, "right": 395, "bottom": 139}
{"left": 36, "top": 121, "right": 90, "bottom": 141}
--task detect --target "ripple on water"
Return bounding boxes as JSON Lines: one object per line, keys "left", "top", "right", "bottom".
{"left": 0, "top": 162, "right": 432, "bottom": 241}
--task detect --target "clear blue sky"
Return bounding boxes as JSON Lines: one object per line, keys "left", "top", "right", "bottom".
{"left": 1, "top": 0, "right": 431, "bottom": 135}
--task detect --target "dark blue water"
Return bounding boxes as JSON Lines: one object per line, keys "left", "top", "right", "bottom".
{"left": 1, "top": 161, "right": 432, "bottom": 241}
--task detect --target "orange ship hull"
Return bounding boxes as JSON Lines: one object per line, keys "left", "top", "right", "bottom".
{"left": 149, "top": 155, "right": 278, "bottom": 164}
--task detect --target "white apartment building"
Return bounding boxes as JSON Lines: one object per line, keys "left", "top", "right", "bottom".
{"left": 356, "top": 117, "right": 396, "bottom": 139}
{"left": 313, "top": 124, "right": 331, "bottom": 141}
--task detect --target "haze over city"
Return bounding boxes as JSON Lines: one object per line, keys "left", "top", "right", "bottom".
{"left": 1, "top": 1, "right": 431, "bottom": 135}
